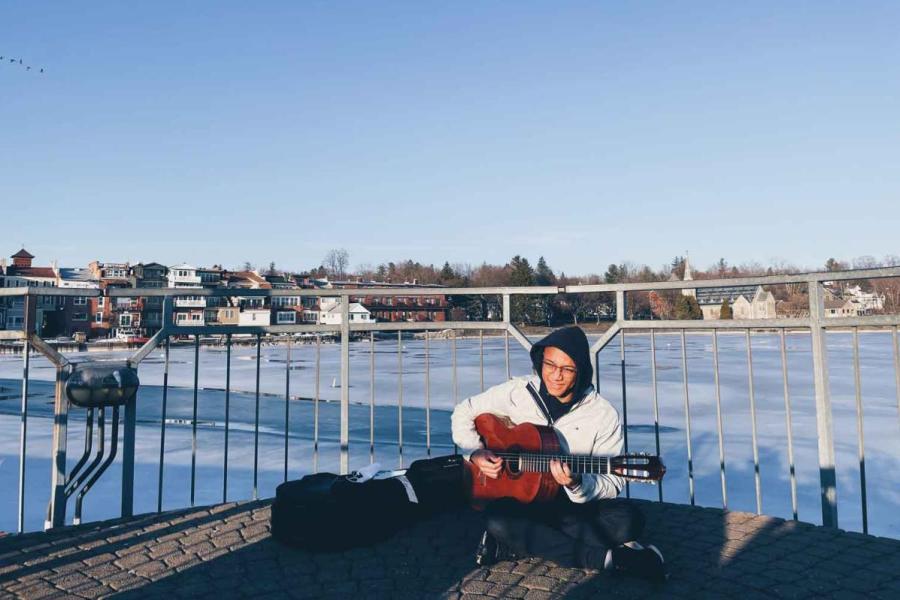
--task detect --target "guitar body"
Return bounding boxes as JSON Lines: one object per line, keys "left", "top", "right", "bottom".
{"left": 467, "top": 413, "right": 562, "bottom": 503}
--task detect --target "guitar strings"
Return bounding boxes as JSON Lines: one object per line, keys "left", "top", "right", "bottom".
{"left": 491, "top": 452, "right": 610, "bottom": 473}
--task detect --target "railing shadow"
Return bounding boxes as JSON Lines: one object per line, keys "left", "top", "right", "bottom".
{"left": 0, "top": 501, "right": 267, "bottom": 583}
{"left": 4, "top": 491, "right": 900, "bottom": 599}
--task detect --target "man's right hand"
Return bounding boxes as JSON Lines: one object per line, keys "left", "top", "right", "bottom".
{"left": 471, "top": 449, "right": 503, "bottom": 479}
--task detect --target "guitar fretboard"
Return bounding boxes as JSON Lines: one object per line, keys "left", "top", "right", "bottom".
{"left": 491, "top": 452, "right": 611, "bottom": 475}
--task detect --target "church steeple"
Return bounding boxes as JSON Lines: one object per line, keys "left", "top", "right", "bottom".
{"left": 681, "top": 252, "right": 696, "bottom": 297}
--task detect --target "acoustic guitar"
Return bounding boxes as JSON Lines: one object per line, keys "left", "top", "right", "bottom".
{"left": 466, "top": 413, "right": 666, "bottom": 503}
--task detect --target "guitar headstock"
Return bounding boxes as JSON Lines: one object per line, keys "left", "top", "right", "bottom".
{"left": 610, "top": 454, "right": 666, "bottom": 482}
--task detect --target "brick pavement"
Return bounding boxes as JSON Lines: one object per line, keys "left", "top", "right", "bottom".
{"left": 2, "top": 500, "right": 900, "bottom": 599}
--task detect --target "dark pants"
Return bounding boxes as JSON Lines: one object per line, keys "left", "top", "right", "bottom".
{"left": 484, "top": 495, "right": 645, "bottom": 569}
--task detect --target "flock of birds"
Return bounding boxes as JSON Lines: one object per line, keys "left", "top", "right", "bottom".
{"left": 1, "top": 56, "right": 44, "bottom": 73}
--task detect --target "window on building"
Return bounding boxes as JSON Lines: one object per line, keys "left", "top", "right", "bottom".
{"left": 120, "top": 314, "right": 132, "bottom": 327}
{"left": 97, "top": 297, "right": 105, "bottom": 308}
{"left": 191, "top": 313, "right": 202, "bottom": 321}
{"left": 176, "top": 313, "right": 187, "bottom": 322}
{"left": 95, "top": 313, "right": 103, "bottom": 323}
{"left": 73, "top": 313, "right": 87, "bottom": 322}
{"left": 73, "top": 296, "right": 87, "bottom": 306}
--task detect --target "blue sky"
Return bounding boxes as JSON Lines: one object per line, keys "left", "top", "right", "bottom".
{"left": 2, "top": 1, "right": 898, "bottom": 275}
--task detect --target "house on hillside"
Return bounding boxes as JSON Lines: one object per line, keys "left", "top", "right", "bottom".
{"left": 168, "top": 264, "right": 206, "bottom": 326}
{"left": 825, "top": 298, "right": 857, "bottom": 317}
{"left": 224, "top": 270, "right": 273, "bottom": 326}
{"left": 57, "top": 268, "right": 98, "bottom": 340}
{"left": 318, "top": 298, "right": 375, "bottom": 325}
{"left": 132, "top": 263, "right": 168, "bottom": 335}
{"left": 88, "top": 261, "right": 143, "bottom": 339}
{"left": 842, "top": 285, "right": 885, "bottom": 315}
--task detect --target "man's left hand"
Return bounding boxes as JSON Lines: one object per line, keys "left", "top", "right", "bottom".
{"left": 550, "top": 459, "right": 581, "bottom": 489}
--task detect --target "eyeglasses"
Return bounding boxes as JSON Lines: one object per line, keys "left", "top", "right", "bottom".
{"left": 542, "top": 360, "right": 577, "bottom": 377}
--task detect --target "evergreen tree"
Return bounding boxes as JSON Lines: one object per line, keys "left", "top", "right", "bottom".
{"left": 439, "top": 261, "right": 456, "bottom": 283}
{"left": 674, "top": 295, "right": 703, "bottom": 320}
{"left": 535, "top": 256, "right": 556, "bottom": 286}
{"left": 687, "top": 295, "right": 703, "bottom": 319}
{"left": 508, "top": 256, "right": 536, "bottom": 323}
{"left": 604, "top": 264, "right": 622, "bottom": 284}
{"left": 671, "top": 256, "right": 686, "bottom": 280}
{"left": 720, "top": 298, "right": 733, "bottom": 319}
{"left": 508, "top": 256, "right": 534, "bottom": 285}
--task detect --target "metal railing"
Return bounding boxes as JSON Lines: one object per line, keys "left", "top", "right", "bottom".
{"left": 2, "top": 266, "right": 900, "bottom": 535}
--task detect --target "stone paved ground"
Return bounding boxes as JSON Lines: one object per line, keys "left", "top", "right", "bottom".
{"left": 2, "top": 500, "right": 900, "bottom": 599}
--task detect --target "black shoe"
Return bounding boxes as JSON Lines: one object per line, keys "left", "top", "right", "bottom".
{"left": 609, "top": 542, "right": 667, "bottom": 583}
{"left": 474, "top": 530, "right": 518, "bottom": 567}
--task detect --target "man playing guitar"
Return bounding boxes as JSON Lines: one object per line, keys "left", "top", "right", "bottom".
{"left": 451, "top": 326, "right": 667, "bottom": 583}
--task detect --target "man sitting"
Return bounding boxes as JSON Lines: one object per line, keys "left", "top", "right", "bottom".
{"left": 451, "top": 326, "right": 666, "bottom": 582}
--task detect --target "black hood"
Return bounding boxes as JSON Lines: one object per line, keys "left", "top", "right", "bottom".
{"left": 529, "top": 326, "right": 593, "bottom": 400}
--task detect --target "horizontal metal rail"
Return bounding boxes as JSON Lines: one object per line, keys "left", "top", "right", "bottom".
{"left": 1, "top": 264, "right": 897, "bottom": 299}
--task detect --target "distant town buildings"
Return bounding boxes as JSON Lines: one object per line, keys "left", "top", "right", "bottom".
{"left": 3, "top": 247, "right": 891, "bottom": 339}
{"left": 0, "top": 248, "right": 450, "bottom": 340}
{"left": 670, "top": 255, "right": 883, "bottom": 320}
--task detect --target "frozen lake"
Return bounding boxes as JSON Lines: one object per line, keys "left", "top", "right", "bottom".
{"left": 1, "top": 331, "right": 898, "bottom": 537}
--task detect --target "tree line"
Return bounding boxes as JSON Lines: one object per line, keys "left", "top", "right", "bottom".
{"left": 241, "top": 252, "right": 900, "bottom": 325}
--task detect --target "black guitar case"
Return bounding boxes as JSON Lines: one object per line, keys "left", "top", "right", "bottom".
{"left": 270, "top": 454, "right": 465, "bottom": 551}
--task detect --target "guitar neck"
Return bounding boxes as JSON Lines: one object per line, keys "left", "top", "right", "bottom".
{"left": 493, "top": 452, "right": 611, "bottom": 475}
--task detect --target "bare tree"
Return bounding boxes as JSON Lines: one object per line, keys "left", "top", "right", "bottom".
{"left": 323, "top": 248, "right": 349, "bottom": 279}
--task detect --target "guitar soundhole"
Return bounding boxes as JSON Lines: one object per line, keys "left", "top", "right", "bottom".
{"left": 505, "top": 446, "right": 522, "bottom": 476}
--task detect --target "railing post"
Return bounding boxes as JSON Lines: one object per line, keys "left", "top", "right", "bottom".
{"left": 503, "top": 294, "right": 511, "bottom": 379}
{"left": 340, "top": 297, "right": 351, "bottom": 474}
{"left": 47, "top": 359, "right": 69, "bottom": 529}
{"left": 616, "top": 290, "right": 629, "bottom": 498}
{"left": 616, "top": 290, "right": 626, "bottom": 322}
{"left": 18, "top": 296, "right": 31, "bottom": 533}
{"left": 809, "top": 281, "right": 838, "bottom": 528}
{"left": 121, "top": 364, "right": 136, "bottom": 518}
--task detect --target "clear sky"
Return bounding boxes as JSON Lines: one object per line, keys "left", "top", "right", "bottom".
{"left": 2, "top": 1, "right": 898, "bottom": 276}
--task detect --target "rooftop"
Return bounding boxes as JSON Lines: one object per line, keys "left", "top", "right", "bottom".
{"left": 2, "top": 500, "right": 899, "bottom": 599}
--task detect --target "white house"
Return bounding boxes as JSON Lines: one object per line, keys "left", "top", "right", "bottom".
{"left": 843, "top": 285, "right": 885, "bottom": 314}
{"left": 319, "top": 302, "right": 374, "bottom": 325}
{"left": 168, "top": 264, "right": 202, "bottom": 288}
{"left": 168, "top": 264, "right": 207, "bottom": 326}
{"left": 825, "top": 298, "right": 857, "bottom": 317}
{"left": 239, "top": 308, "right": 271, "bottom": 326}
